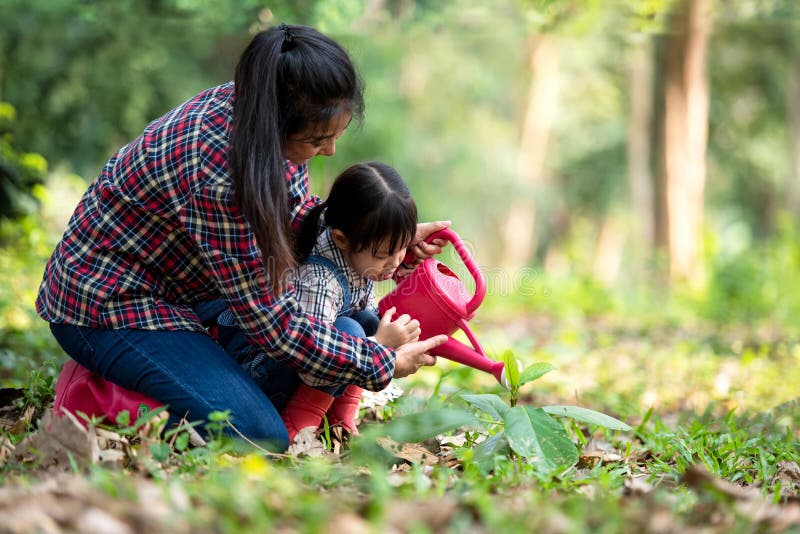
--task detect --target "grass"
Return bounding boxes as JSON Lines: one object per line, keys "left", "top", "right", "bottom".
{"left": 1, "top": 212, "right": 799, "bottom": 531}
{"left": 1, "top": 311, "right": 798, "bottom": 533}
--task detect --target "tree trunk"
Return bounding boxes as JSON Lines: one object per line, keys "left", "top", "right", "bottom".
{"left": 499, "top": 35, "right": 559, "bottom": 270}
{"left": 626, "top": 36, "right": 655, "bottom": 278}
{"left": 788, "top": 56, "right": 800, "bottom": 218}
{"left": 656, "top": 0, "right": 712, "bottom": 285}
{"left": 592, "top": 215, "right": 626, "bottom": 285}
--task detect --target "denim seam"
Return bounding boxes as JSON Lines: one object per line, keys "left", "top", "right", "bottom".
{"left": 73, "top": 325, "right": 94, "bottom": 355}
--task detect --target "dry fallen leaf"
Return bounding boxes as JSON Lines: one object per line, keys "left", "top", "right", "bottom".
{"left": 376, "top": 437, "right": 439, "bottom": 466}
{"left": 7, "top": 405, "right": 35, "bottom": 435}
{"left": 682, "top": 463, "right": 800, "bottom": 529}
{"left": 681, "top": 463, "right": 761, "bottom": 501}
{"left": 773, "top": 460, "right": 800, "bottom": 497}
{"left": 624, "top": 474, "right": 655, "bottom": 496}
{"left": 11, "top": 410, "right": 100, "bottom": 471}
{"left": 324, "top": 512, "right": 371, "bottom": 534}
{"left": 385, "top": 497, "right": 458, "bottom": 532}
{"left": 0, "top": 434, "right": 14, "bottom": 467}
{"left": 287, "top": 427, "right": 326, "bottom": 457}
{"left": 0, "top": 473, "right": 188, "bottom": 534}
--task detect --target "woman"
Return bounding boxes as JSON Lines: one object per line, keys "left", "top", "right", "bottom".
{"left": 37, "top": 24, "right": 447, "bottom": 451}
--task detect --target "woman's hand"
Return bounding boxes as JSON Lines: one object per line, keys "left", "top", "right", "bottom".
{"left": 392, "top": 334, "right": 446, "bottom": 378}
{"left": 375, "top": 307, "right": 421, "bottom": 348}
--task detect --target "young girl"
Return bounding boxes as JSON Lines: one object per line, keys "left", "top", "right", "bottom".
{"left": 280, "top": 161, "right": 422, "bottom": 441}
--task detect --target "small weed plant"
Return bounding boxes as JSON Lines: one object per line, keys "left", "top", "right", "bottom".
{"left": 375, "top": 350, "right": 631, "bottom": 479}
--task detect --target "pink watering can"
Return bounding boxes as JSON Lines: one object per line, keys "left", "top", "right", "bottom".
{"left": 379, "top": 228, "right": 512, "bottom": 388}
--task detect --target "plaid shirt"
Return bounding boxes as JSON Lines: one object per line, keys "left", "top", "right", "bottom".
{"left": 294, "top": 227, "right": 378, "bottom": 325}
{"left": 35, "top": 82, "right": 395, "bottom": 391}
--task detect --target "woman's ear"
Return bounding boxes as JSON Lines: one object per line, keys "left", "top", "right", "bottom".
{"left": 331, "top": 229, "right": 349, "bottom": 251}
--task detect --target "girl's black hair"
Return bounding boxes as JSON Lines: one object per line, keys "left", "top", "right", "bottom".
{"left": 230, "top": 24, "right": 364, "bottom": 293}
{"left": 297, "top": 162, "right": 418, "bottom": 261}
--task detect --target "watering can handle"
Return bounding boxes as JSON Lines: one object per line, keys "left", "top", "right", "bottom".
{"left": 422, "top": 228, "right": 486, "bottom": 314}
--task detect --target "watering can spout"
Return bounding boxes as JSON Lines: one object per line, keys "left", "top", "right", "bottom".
{"left": 433, "top": 320, "right": 510, "bottom": 389}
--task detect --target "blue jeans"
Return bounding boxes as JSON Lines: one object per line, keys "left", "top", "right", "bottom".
{"left": 48, "top": 301, "right": 294, "bottom": 451}
{"left": 236, "top": 310, "right": 379, "bottom": 398}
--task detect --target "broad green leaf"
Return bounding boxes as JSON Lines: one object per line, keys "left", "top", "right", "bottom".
{"left": 519, "top": 362, "right": 555, "bottom": 386}
{"left": 502, "top": 350, "right": 520, "bottom": 389}
{"left": 115, "top": 410, "right": 131, "bottom": 426}
{"left": 150, "top": 442, "right": 171, "bottom": 462}
{"left": 504, "top": 406, "right": 578, "bottom": 475}
{"left": 542, "top": 405, "right": 631, "bottom": 431}
{"left": 461, "top": 393, "right": 510, "bottom": 421}
{"left": 383, "top": 408, "right": 478, "bottom": 443}
{"left": 469, "top": 433, "right": 511, "bottom": 474}
{"left": 174, "top": 432, "right": 190, "bottom": 452}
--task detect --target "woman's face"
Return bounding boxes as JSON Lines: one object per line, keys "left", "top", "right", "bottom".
{"left": 282, "top": 113, "right": 352, "bottom": 165}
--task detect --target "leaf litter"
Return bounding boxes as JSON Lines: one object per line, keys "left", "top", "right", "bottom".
{"left": 2, "top": 330, "right": 800, "bottom": 532}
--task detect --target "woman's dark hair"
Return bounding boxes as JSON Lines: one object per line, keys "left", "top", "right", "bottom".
{"left": 297, "top": 162, "right": 418, "bottom": 261}
{"left": 231, "top": 24, "right": 364, "bottom": 292}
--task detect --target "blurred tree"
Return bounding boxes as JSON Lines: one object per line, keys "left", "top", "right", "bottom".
{"left": 499, "top": 32, "right": 558, "bottom": 271}
{"left": 790, "top": 54, "right": 800, "bottom": 217}
{"left": 704, "top": 0, "right": 799, "bottom": 242}
{"left": 653, "top": 0, "right": 712, "bottom": 285}
{"left": 0, "top": 102, "right": 46, "bottom": 220}
{"left": 622, "top": 34, "right": 657, "bottom": 287}
{"left": 0, "top": 0, "right": 263, "bottom": 177}
{"left": 622, "top": 0, "right": 675, "bottom": 280}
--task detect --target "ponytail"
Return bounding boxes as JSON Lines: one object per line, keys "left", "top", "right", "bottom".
{"left": 295, "top": 203, "right": 327, "bottom": 261}
{"left": 231, "top": 30, "right": 294, "bottom": 294}
{"left": 230, "top": 25, "right": 364, "bottom": 294}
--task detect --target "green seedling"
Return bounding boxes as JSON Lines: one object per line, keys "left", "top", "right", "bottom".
{"left": 460, "top": 351, "right": 631, "bottom": 477}
{"left": 502, "top": 349, "right": 521, "bottom": 406}
{"left": 372, "top": 350, "right": 631, "bottom": 478}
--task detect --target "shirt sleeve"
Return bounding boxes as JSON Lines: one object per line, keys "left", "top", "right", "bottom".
{"left": 181, "top": 153, "right": 395, "bottom": 391}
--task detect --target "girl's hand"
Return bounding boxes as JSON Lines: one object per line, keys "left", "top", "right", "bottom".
{"left": 406, "top": 220, "right": 451, "bottom": 266}
{"left": 374, "top": 307, "right": 421, "bottom": 348}
{"left": 392, "top": 335, "right": 446, "bottom": 378}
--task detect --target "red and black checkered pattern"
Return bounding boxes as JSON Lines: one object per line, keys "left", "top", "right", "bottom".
{"left": 36, "top": 82, "right": 395, "bottom": 390}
